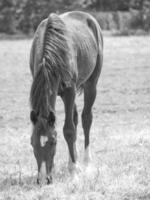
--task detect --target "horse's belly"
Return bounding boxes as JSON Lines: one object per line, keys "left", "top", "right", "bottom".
{"left": 76, "top": 48, "right": 97, "bottom": 88}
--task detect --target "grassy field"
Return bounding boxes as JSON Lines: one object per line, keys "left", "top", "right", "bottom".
{"left": 0, "top": 35, "right": 150, "bottom": 200}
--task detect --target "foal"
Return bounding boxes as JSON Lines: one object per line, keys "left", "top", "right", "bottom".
{"left": 30, "top": 11, "right": 103, "bottom": 184}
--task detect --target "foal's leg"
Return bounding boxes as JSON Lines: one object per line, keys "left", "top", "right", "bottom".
{"left": 68, "top": 104, "right": 78, "bottom": 167}
{"left": 73, "top": 103, "right": 78, "bottom": 132}
{"left": 82, "top": 81, "right": 97, "bottom": 164}
{"left": 73, "top": 104, "right": 78, "bottom": 159}
{"left": 61, "top": 87, "right": 77, "bottom": 171}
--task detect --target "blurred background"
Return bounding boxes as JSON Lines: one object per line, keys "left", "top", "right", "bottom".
{"left": 0, "top": 0, "right": 150, "bottom": 36}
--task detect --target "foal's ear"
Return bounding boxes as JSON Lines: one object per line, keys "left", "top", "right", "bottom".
{"left": 30, "top": 110, "right": 38, "bottom": 124}
{"left": 48, "top": 111, "right": 55, "bottom": 126}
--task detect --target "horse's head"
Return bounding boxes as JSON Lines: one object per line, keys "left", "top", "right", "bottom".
{"left": 30, "top": 110, "right": 57, "bottom": 184}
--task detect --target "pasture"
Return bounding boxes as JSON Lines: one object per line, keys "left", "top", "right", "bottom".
{"left": 0, "top": 35, "right": 150, "bottom": 200}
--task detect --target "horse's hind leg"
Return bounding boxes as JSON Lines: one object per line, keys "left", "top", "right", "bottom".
{"left": 61, "top": 87, "right": 78, "bottom": 172}
{"left": 82, "top": 52, "right": 102, "bottom": 164}
{"left": 82, "top": 81, "right": 97, "bottom": 164}
{"left": 67, "top": 103, "right": 78, "bottom": 167}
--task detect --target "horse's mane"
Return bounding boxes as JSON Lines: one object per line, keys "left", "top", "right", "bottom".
{"left": 43, "top": 13, "right": 71, "bottom": 82}
{"left": 30, "top": 14, "right": 71, "bottom": 116}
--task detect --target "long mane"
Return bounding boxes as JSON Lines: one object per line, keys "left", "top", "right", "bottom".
{"left": 30, "top": 14, "right": 71, "bottom": 116}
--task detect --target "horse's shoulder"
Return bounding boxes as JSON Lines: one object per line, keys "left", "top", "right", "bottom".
{"left": 33, "top": 19, "right": 47, "bottom": 44}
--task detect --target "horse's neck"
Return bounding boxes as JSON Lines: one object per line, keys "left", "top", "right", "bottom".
{"left": 41, "top": 78, "right": 59, "bottom": 117}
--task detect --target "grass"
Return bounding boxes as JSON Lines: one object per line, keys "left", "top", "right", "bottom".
{"left": 0, "top": 35, "right": 150, "bottom": 200}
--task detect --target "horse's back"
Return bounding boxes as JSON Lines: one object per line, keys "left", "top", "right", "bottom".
{"left": 30, "top": 11, "right": 103, "bottom": 88}
{"left": 60, "top": 11, "right": 103, "bottom": 87}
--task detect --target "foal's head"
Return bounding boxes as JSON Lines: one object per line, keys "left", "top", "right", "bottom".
{"left": 30, "top": 110, "right": 57, "bottom": 184}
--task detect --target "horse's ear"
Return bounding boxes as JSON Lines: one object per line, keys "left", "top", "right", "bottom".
{"left": 48, "top": 111, "right": 55, "bottom": 126}
{"left": 30, "top": 110, "right": 38, "bottom": 124}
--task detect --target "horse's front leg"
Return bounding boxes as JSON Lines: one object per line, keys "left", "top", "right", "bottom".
{"left": 61, "top": 87, "right": 78, "bottom": 172}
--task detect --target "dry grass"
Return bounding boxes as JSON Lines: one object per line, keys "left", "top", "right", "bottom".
{"left": 0, "top": 36, "right": 150, "bottom": 200}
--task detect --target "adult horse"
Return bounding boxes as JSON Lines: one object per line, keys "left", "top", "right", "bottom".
{"left": 30, "top": 11, "right": 103, "bottom": 184}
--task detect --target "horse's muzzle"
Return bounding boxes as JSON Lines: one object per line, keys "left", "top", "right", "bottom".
{"left": 37, "top": 161, "right": 53, "bottom": 184}
{"left": 37, "top": 176, "right": 52, "bottom": 185}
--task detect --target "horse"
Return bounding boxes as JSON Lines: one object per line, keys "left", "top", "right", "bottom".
{"left": 29, "top": 11, "right": 103, "bottom": 184}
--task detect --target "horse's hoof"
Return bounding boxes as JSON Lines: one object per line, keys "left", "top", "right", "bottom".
{"left": 84, "top": 158, "right": 91, "bottom": 167}
{"left": 68, "top": 162, "right": 82, "bottom": 175}
{"left": 37, "top": 178, "right": 40, "bottom": 185}
{"left": 83, "top": 147, "right": 91, "bottom": 166}
{"left": 46, "top": 176, "right": 53, "bottom": 184}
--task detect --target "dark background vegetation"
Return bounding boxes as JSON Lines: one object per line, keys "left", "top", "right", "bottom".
{"left": 0, "top": 0, "right": 150, "bottom": 35}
